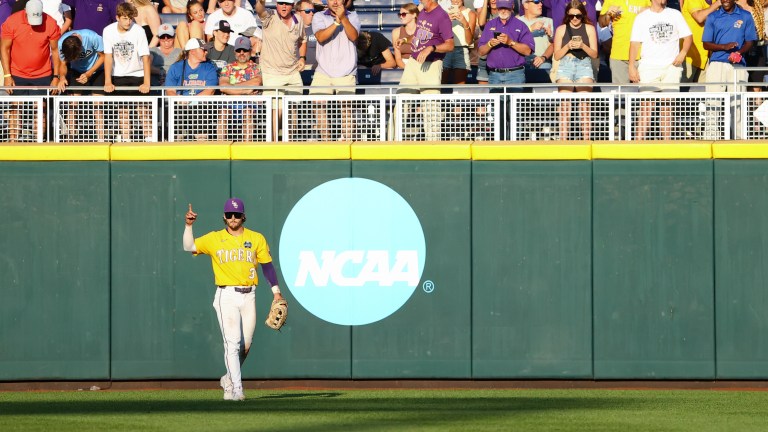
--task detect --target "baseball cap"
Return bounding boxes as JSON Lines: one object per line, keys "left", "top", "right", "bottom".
{"left": 157, "top": 23, "right": 175, "bottom": 38}
{"left": 240, "top": 26, "right": 263, "bottom": 38}
{"left": 496, "top": 0, "right": 513, "bottom": 9}
{"left": 26, "top": 0, "right": 44, "bottom": 26}
{"left": 184, "top": 38, "right": 210, "bottom": 51}
{"left": 234, "top": 36, "right": 251, "bottom": 51}
{"left": 216, "top": 20, "right": 233, "bottom": 33}
{"left": 224, "top": 198, "right": 245, "bottom": 213}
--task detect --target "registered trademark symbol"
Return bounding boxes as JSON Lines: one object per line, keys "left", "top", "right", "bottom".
{"left": 423, "top": 280, "right": 435, "bottom": 293}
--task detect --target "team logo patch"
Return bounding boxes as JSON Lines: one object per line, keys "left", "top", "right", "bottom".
{"left": 244, "top": 241, "right": 252, "bottom": 248}
{"left": 734, "top": 20, "right": 744, "bottom": 29}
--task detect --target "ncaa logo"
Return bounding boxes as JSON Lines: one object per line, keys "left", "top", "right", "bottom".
{"left": 279, "top": 178, "right": 426, "bottom": 326}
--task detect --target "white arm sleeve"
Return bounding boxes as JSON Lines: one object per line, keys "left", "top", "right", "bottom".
{"left": 183, "top": 224, "right": 197, "bottom": 252}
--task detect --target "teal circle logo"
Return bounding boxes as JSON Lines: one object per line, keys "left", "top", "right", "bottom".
{"left": 279, "top": 178, "right": 426, "bottom": 326}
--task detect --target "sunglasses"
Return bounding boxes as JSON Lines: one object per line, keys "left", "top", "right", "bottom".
{"left": 526, "top": 0, "right": 541, "bottom": 3}
{"left": 225, "top": 212, "right": 244, "bottom": 219}
{"left": 159, "top": 35, "right": 174, "bottom": 39}
{"left": 398, "top": 12, "right": 408, "bottom": 17}
{"left": 276, "top": 1, "right": 293, "bottom": 5}
{"left": 235, "top": 48, "right": 250, "bottom": 53}
{"left": 568, "top": 13, "right": 583, "bottom": 18}
{"left": 302, "top": 8, "right": 315, "bottom": 13}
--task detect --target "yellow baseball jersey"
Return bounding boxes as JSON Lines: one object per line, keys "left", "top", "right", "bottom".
{"left": 682, "top": 0, "right": 709, "bottom": 69}
{"left": 194, "top": 228, "right": 272, "bottom": 286}
{"left": 601, "top": 0, "right": 651, "bottom": 61}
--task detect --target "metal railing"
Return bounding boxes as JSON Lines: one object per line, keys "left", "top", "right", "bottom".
{"left": 1, "top": 83, "right": 763, "bottom": 143}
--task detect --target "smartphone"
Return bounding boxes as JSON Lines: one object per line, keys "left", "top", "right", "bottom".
{"left": 493, "top": 31, "right": 501, "bottom": 38}
{"left": 571, "top": 35, "right": 582, "bottom": 43}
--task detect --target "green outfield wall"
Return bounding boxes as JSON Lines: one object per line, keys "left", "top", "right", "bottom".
{"left": 1, "top": 142, "right": 768, "bottom": 381}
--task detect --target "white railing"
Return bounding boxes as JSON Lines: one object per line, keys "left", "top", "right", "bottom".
{"left": 2, "top": 84, "right": 763, "bottom": 143}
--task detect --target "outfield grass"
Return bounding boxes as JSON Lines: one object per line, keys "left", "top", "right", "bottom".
{"left": 1, "top": 388, "right": 767, "bottom": 431}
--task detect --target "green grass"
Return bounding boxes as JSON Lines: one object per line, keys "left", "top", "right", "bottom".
{"left": 1, "top": 388, "right": 767, "bottom": 431}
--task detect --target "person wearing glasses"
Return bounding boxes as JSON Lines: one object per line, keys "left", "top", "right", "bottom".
{"left": 519, "top": 0, "right": 554, "bottom": 87}
{"left": 477, "top": 0, "right": 534, "bottom": 93}
{"left": 206, "top": 0, "right": 259, "bottom": 46}
{"left": 220, "top": 36, "right": 263, "bottom": 141}
{"left": 393, "top": 3, "right": 419, "bottom": 69}
{"left": 553, "top": 0, "right": 598, "bottom": 139}
{"left": 599, "top": 0, "right": 650, "bottom": 85}
{"left": 150, "top": 23, "right": 181, "bottom": 86}
{"left": 542, "top": 0, "right": 598, "bottom": 32}
{"left": 184, "top": 198, "right": 284, "bottom": 402}
{"left": 296, "top": 0, "right": 318, "bottom": 84}
{"left": 165, "top": 38, "right": 219, "bottom": 140}
{"left": 256, "top": 0, "right": 308, "bottom": 139}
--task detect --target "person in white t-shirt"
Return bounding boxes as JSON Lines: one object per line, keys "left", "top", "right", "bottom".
{"left": 628, "top": 0, "right": 692, "bottom": 140}
{"left": 43, "top": 0, "right": 73, "bottom": 33}
{"left": 205, "top": 0, "right": 259, "bottom": 46}
{"left": 103, "top": 2, "right": 152, "bottom": 142}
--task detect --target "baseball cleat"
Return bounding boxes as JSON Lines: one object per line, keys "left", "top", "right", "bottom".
{"left": 232, "top": 388, "right": 245, "bottom": 401}
{"left": 220, "top": 375, "right": 234, "bottom": 401}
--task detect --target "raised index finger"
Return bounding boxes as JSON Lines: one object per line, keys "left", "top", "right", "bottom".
{"left": 188, "top": 203, "right": 193, "bottom": 212}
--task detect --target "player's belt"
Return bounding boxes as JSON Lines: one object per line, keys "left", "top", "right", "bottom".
{"left": 218, "top": 285, "right": 253, "bottom": 294}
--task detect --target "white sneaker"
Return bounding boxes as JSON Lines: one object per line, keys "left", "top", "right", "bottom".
{"left": 232, "top": 387, "right": 245, "bottom": 401}
{"left": 220, "top": 375, "right": 234, "bottom": 401}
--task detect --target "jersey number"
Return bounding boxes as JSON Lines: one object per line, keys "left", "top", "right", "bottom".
{"left": 249, "top": 268, "right": 256, "bottom": 280}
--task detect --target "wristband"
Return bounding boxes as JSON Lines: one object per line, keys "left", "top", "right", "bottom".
{"left": 3, "top": 74, "right": 11, "bottom": 78}
{"left": 271, "top": 286, "right": 281, "bottom": 294}
{"left": 300, "top": 55, "right": 306, "bottom": 59}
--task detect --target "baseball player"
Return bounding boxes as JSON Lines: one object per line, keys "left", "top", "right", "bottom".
{"left": 183, "top": 198, "right": 284, "bottom": 401}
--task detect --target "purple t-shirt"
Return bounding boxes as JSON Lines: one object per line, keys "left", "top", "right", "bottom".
{"left": 542, "top": 0, "right": 598, "bottom": 30}
{"left": 63, "top": 0, "right": 119, "bottom": 34}
{"left": 477, "top": 16, "right": 535, "bottom": 69}
{"left": 0, "top": 0, "right": 14, "bottom": 26}
{"left": 411, "top": 5, "right": 453, "bottom": 62}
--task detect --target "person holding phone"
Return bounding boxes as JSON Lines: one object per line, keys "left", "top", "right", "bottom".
{"left": 552, "top": 0, "right": 598, "bottom": 140}
{"left": 477, "top": 0, "right": 534, "bottom": 93}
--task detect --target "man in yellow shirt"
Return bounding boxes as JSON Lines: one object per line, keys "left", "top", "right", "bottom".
{"left": 183, "top": 198, "right": 284, "bottom": 401}
{"left": 599, "top": 0, "right": 650, "bottom": 84}
{"left": 682, "top": 0, "right": 720, "bottom": 84}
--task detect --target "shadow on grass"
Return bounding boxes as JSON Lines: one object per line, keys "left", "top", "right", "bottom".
{"left": 0, "top": 394, "right": 644, "bottom": 417}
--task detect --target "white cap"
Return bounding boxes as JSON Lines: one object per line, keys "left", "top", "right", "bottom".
{"left": 157, "top": 23, "right": 175, "bottom": 38}
{"left": 184, "top": 38, "right": 208, "bottom": 51}
{"left": 26, "top": 0, "right": 44, "bottom": 26}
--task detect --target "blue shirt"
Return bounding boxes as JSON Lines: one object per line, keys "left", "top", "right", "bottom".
{"left": 165, "top": 60, "right": 219, "bottom": 96}
{"left": 478, "top": 16, "right": 535, "bottom": 69}
{"left": 702, "top": 6, "right": 757, "bottom": 65}
{"left": 58, "top": 29, "right": 104, "bottom": 73}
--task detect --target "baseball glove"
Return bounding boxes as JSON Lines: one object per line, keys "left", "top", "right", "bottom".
{"left": 265, "top": 299, "right": 288, "bottom": 331}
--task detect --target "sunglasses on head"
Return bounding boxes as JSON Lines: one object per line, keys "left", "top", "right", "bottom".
{"left": 302, "top": 8, "right": 315, "bottom": 13}
{"left": 568, "top": 13, "right": 583, "bottom": 18}
{"left": 225, "top": 212, "right": 244, "bottom": 219}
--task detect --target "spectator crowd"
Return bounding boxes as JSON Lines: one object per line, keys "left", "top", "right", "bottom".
{"left": 0, "top": 0, "right": 765, "bottom": 140}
